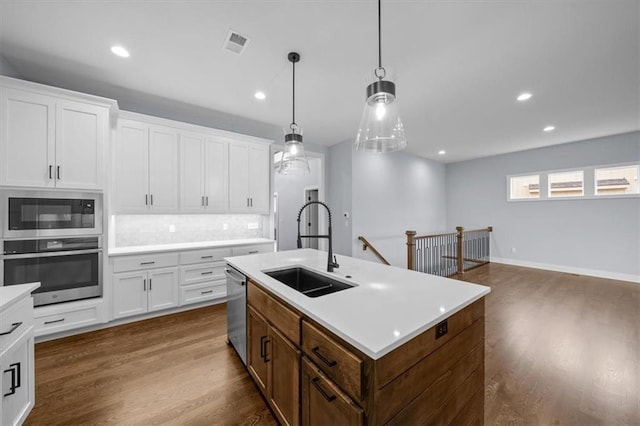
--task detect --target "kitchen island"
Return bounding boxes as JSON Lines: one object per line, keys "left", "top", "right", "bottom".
{"left": 226, "top": 249, "right": 490, "bottom": 425}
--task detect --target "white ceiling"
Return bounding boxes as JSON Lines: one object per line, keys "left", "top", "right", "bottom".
{"left": 0, "top": 0, "right": 638, "bottom": 163}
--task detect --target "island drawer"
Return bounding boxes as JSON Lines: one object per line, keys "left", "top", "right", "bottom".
{"left": 112, "top": 253, "right": 179, "bottom": 273}
{"left": 302, "top": 357, "right": 363, "bottom": 426}
{"left": 0, "top": 296, "right": 33, "bottom": 350}
{"left": 180, "top": 248, "right": 232, "bottom": 265}
{"left": 247, "top": 282, "right": 300, "bottom": 345}
{"left": 302, "top": 320, "right": 363, "bottom": 402}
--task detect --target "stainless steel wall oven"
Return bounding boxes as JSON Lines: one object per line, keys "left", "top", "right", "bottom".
{"left": 1, "top": 189, "right": 104, "bottom": 306}
{"left": 2, "top": 237, "right": 103, "bottom": 306}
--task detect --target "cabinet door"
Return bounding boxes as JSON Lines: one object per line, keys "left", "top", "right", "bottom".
{"left": 116, "top": 120, "right": 149, "bottom": 213}
{"left": 228, "top": 142, "right": 251, "bottom": 212}
{"left": 247, "top": 306, "right": 269, "bottom": 395}
{"left": 55, "top": 100, "right": 106, "bottom": 190}
{"left": 113, "top": 272, "right": 148, "bottom": 319}
{"left": 0, "top": 88, "right": 55, "bottom": 188}
{"left": 147, "top": 268, "right": 179, "bottom": 312}
{"left": 269, "top": 327, "right": 300, "bottom": 426}
{"left": 1, "top": 331, "right": 35, "bottom": 426}
{"left": 204, "top": 137, "right": 228, "bottom": 212}
{"left": 301, "top": 358, "right": 363, "bottom": 426}
{"left": 148, "top": 125, "right": 179, "bottom": 213}
{"left": 179, "top": 132, "right": 205, "bottom": 213}
{"left": 249, "top": 144, "right": 270, "bottom": 214}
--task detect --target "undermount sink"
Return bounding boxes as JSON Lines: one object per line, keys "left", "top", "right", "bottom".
{"left": 264, "top": 267, "right": 355, "bottom": 298}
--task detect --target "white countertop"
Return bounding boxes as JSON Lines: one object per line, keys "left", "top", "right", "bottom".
{"left": 225, "top": 249, "right": 491, "bottom": 360}
{"left": 108, "top": 238, "right": 275, "bottom": 256}
{"left": 0, "top": 282, "right": 40, "bottom": 313}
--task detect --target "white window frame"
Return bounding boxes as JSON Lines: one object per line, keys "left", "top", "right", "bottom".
{"left": 507, "top": 161, "right": 640, "bottom": 202}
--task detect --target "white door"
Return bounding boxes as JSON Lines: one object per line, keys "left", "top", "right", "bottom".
{"left": 229, "top": 142, "right": 251, "bottom": 212}
{"left": 55, "top": 100, "right": 106, "bottom": 190}
{"left": 0, "top": 88, "right": 55, "bottom": 187}
{"left": 116, "top": 120, "right": 149, "bottom": 213}
{"left": 249, "top": 144, "right": 270, "bottom": 214}
{"left": 113, "top": 272, "right": 148, "bottom": 319}
{"left": 148, "top": 268, "right": 179, "bottom": 312}
{"left": 148, "top": 125, "right": 178, "bottom": 213}
{"left": 180, "top": 132, "right": 205, "bottom": 212}
{"left": 204, "top": 137, "right": 228, "bottom": 212}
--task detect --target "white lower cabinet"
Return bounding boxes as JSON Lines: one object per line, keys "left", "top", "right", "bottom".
{"left": 34, "top": 299, "right": 105, "bottom": 337}
{"left": 113, "top": 268, "right": 179, "bottom": 319}
{"left": 178, "top": 248, "right": 230, "bottom": 306}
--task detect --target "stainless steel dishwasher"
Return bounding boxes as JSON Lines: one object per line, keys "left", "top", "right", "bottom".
{"left": 225, "top": 265, "right": 247, "bottom": 365}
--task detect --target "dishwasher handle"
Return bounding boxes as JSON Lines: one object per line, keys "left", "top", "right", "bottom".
{"left": 225, "top": 268, "right": 246, "bottom": 286}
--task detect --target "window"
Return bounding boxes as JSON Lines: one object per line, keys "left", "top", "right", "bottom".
{"left": 509, "top": 175, "right": 540, "bottom": 199}
{"left": 595, "top": 165, "right": 639, "bottom": 196}
{"left": 548, "top": 171, "right": 584, "bottom": 198}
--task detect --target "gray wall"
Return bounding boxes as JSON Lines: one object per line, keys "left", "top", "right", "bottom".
{"left": 0, "top": 55, "right": 21, "bottom": 78}
{"left": 351, "top": 150, "right": 447, "bottom": 267}
{"left": 446, "top": 132, "right": 640, "bottom": 279}
{"left": 327, "top": 140, "right": 353, "bottom": 257}
{"left": 275, "top": 157, "right": 322, "bottom": 251}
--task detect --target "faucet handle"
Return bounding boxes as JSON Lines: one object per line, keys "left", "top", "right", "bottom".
{"left": 333, "top": 255, "right": 340, "bottom": 268}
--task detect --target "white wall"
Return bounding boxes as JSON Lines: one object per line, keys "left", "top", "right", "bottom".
{"left": 351, "top": 149, "right": 447, "bottom": 267}
{"left": 275, "top": 157, "right": 322, "bottom": 250}
{"left": 446, "top": 131, "right": 640, "bottom": 281}
{"left": 0, "top": 55, "right": 21, "bottom": 78}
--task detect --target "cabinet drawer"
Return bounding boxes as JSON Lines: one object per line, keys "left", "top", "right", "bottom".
{"left": 112, "top": 253, "right": 179, "bottom": 273}
{"left": 180, "top": 262, "right": 226, "bottom": 285}
{"left": 248, "top": 282, "right": 300, "bottom": 345}
{"left": 180, "top": 282, "right": 226, "bottom": 305}
{"left": 302, "top": 357, "right": 363, "bottom": 426}
{"left": 0, "top": 296, "right": 33, "bottom": 351}
{"left": 231, "top": 243, "right": 274, "bottom": 256}
{"left": 180, "top": 248, "right": 232, "bottom": 265}
{"left": 34, "top": 303, "right": 103, "bottom": 336}
{"left": 302, "top": 320, "right": 363, "bottom": 402}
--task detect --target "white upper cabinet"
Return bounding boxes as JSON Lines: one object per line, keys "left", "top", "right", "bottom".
{"left": 229, "top": 141, "right": 269, "bottom": 214}
{"left": 179, "top": 132, "right": 228, "bottom": 213}
{"left": 115, "top": 118, "right": 178, "bottom": 213}
{"left": 0, "top": 79, "right": 111, "bottom": 190}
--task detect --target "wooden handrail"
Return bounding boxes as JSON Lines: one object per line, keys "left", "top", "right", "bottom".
{"left": 414, "top": 226, "right": 493, "bottom": 240}
{"left": 358, "top": 236, "right": 391, "bottom": 266}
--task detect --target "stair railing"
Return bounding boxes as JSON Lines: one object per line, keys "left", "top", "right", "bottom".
{"left": 357, "top": 236, "right": 391, "bottom": 266}
{"left": 406, "top": 226, "right": 493, "bottom": 276}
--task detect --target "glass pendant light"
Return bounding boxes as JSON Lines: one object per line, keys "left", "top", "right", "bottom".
{"left": 279, "top": 52, "right": 310, "bottom": 174}
{"left": 355, "top": 0, "right": 407, "bottom": 153}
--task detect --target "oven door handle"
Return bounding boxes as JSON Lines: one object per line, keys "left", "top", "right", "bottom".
{"left": 2, "top": 249, "right": 103, "bottom": 259}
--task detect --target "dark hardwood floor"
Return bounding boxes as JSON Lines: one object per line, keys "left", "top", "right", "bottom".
{"left": 25, "top": 264, "right": 639, "bottom": 425}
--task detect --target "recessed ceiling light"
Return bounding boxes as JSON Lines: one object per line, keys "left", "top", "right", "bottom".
{"left": 438, "top": 150, "right": 446, "bottom": 155}
{"left": 517, "top": 92, "right": 532, "bottom": 101}
{"left": 254, "top": 91, "right": 266, "bottom": 100}
{"left": 110, "top": 45, "right": 130, "bottom": 58}
{"left": 543, "top": 125, "right": 555, "bottom": 132}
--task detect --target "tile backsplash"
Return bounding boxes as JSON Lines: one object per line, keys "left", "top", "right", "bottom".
{"left": 113, "top": 214, "right": 265, "bottom": 247}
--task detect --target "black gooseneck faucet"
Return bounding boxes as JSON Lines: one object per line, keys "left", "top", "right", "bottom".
{"left": 296, "top": 201, "right": 339, "bottom": 272}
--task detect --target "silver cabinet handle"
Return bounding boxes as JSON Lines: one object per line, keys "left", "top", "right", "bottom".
{"left": 201, "top": 255, "right": 213, "bottom": 259}
{"left": 44, "top": 318, "right": 65, "bottom": 325}
{"left": 49, "top": 165, "right": 53, "bottom": 179}
{"left": 145, "top": 194, "right": 148, "bottom": 205}
{"left": 140, "top": 261, "right": 155, "bottom": 265}
{"left": 248, "top": 250, "right": 259, "bottom": 254}
{"left": 150, "top": 194, "right": 154, "bottom": 205}
{"left": 0, "top": 322, "right": 22, "bottom": 336}
{"left": 201, "top": 271, "right": 213, "bottom": 275}
{"left": 250, "top": 198, "right": 253, "bottom": 207}
{"left": 206, "top": 196, "right": 209, "bottom": 206}
{"left": 149, "top": 278, "right": 152, "bottom": 290}
{"left": 201, "top": 290, "right": 213, "bottom": 295}
{"left": 57, "top": 166, "right": 60, "bottom": 180}
{"left": 143, "top": 279, "right": 146, "bottom": 291}
{"left": 201, "top": 196, "right": 204, "bottom": 206}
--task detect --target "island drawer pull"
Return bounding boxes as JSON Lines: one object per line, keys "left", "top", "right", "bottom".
{"left": 140, "top": 261, "right": 155, "bottom": 265}
{"left": 44, "top": 318, "right": 65, "bottom": 325}
{"left": 3, "top": 362, "right": 21, "bottom": 397}
{"left": 312, "top": 346, "right": 337, "bottom": 367}
{"left": 311, "top": 377, "right": 336, "bottom": 402}
{"left": 0, "top": 322, "right": 22, "bottom": 336}
{"left": 200, "top": 290, "right": 213, "bottom": 295}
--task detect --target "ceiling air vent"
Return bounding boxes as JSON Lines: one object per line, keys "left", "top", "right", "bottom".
{"left": 223, "top": 29, "right": 250, "bottom": 55}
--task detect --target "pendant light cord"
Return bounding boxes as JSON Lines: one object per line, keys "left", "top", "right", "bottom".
{"left": 378, "top": 0, "right": 382, "bottom": 71}
{"left": 291, "top": 59, "right": 296, "bottom": 131}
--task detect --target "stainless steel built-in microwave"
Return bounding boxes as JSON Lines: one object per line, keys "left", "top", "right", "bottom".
{"left": 1, "top": 189, "right": 103, "bottom": 239}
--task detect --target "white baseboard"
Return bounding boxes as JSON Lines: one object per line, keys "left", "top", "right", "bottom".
{"left": 491, "top": 257, "right": 640, "bottom": 284}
